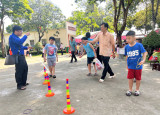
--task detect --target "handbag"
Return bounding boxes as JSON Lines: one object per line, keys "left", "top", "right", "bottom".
{"left": 4, "top": 47, "right": 20, "bottom": 65}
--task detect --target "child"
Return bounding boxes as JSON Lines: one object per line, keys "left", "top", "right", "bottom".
{"left": 44, "top": 37, "right": 58, "bottom": 78}
{"left": 80, "top": 37, "right": 98, "bottom": 76}
{"left": 125, "top": 31, "right": 147, "bottom": 96}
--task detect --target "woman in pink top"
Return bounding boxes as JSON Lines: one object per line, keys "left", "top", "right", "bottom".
{"left": 90, "top": 23, "right": 116, "bottom": 83}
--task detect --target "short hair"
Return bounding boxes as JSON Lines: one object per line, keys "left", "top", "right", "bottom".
{"left": 126, "top": 31, "right": 135, "bottom": 36}
{"left": 71, "top": 37, "right": 74, "bottom": 39}
{"left": 13, "top": 25, "right": 22, "bottom": 33}
{"left": 86, "top": 32, "right": 91, "bottom": 38}
{"left": 101, "top": 23, "right": 109, "bottom": 29}
{"left": 81, "top": 37, "right": 88, "bottom": 40}
{"left": 49, "top": 37, "right": 55, "bottom": 41}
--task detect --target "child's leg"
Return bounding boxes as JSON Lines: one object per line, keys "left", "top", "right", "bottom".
{"left": 127, "top": 69, "right": 135, "bottom": 91}
{"left": 135, "top": 70, "right": 142, "bottom": 91}
{"left": 128, "top": 79, "right": 134, "bottom": 91}
{"left": 49, "top": 66, "right": 52, "bottom": 75}
{"left": 93, "top": 64, "right": 97, "bottom": 73}
{"left": 52, "top": 66, "right": 55, "bottom": 75}
{"left": 88, "top": 64, "right": 91, "bottom": 73}
{"left": 136, "top": 80, "right": 141, "bottom": 91}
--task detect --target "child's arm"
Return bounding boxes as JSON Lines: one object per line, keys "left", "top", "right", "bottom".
{"left": 89, "top": 43, "right": 97, "bottom": 58}
{"left": 139, "top": 52, "right": 148, "bottom": 65}
{"left": 79, "top": 48, "right": 86, "bottom": 58}
{"left": 126, "top": 56, "right": 128, "bottom": 69}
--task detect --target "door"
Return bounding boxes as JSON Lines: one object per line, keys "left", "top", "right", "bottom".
{"left": 55, "top": 38, "right": 60, "bottom": 49}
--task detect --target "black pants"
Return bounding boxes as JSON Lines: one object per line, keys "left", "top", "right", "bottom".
{"left": 101, "top": 56, "right": 114, "bottom": 79}
{"left": 15, "top": 56, "right": 28, "bottom": 88}
{"left": 61, "top": 49, "right": 63, "bottom": 55}
{"left": 71, "top": 51, "right": 77, "bottom": 62}
{"left": 96, "top": 47, "right": 102, "bottom": 63}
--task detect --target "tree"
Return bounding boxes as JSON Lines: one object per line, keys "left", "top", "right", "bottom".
{"left": 34, "top": 42, "right": 42, "bottom": 54}
{"left": 68, "top": 1, "right": 105, "bottom": 35}
{"left": 23, "top": 0, "right": 65, "bottom": 42}
{"left": 142, "top": 31, "right": 160, "bottom": 59}
{"left": 0, "top": 0, "right": 33, "bottom": 57}
{"left": 127, "top": 1, "right": 160, "bottom": 34}
{"left": 150, "top": 0, "right": 160, "bottom": 30}
{"left": 83, "top": 0, "right": 142, "bottom": 47}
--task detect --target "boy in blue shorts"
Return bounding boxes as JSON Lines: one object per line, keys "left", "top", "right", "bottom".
{"left": 125, "top": 31, "right": 147, "bottom": 96}
{"left": 44, "top": 37, "right": 58, "bottom": 78}
{"left": 80, "top": 37, "right": 98, "bottom": 76}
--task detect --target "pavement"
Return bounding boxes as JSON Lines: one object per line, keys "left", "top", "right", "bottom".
{"left": 0, "top": 55, "right": 160, "bottom": 115}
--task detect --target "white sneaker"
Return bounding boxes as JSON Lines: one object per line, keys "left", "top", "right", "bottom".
{"left": 108, "top": 75, "right": 115, "bottom": 79}
{"left": 99, "top": 79, "right": 104, "bottom": 83}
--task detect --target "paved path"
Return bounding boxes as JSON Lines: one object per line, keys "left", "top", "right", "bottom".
{"left": 0, "top": 56, "right": 160, "bottom": 115}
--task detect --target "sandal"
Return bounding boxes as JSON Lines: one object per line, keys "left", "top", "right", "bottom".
{"left": 134, "top": 91, "right": 140, "bottom": 96}
{"left": 87, "top": 73, "right": 91, "bottom": 76}
{"left": 94, "top": 73, "right": 98, "bottom": 76}
{"left": 49, "top": 75, "right": 52, "bottom": 78}
{"left": 126, "top": 91, "right": 132, "bottom": 96}
{"left": 53, "top": 75, "right": 56, "bottom": 79}
{"left": 17, "top": 86, "right": 26, "bottom": 90}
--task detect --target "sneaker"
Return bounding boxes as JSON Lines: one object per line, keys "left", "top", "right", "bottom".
{"left": 53, "top": 75, "right": 56, "bottom": 79}
{"left": 87, "top": 73, "right": 91, "bottom": 76}
{"left": 126, "top": 91, "right": 132, "bottom": 96}
{"left": 108, "top": 75, "right": 115, "bottom": 79}
{"left": 75, "top": 60, "right": 77, "bottom": 62}
{"left": 94, "top": 73, "right": 98, "bottom": 76}
{"left": 49, "top": 75, "right": 52, "bottom": 78}
{"left": 134, "top": 91, "right": 140, "bottom": 96}
{"left": 70, "top": 61, "right": 73, "bottom": 63}
{"left": 99, "top": 79, "right": 104, "bottom": 83}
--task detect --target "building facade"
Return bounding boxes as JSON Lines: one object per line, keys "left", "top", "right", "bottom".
{"left": 4, "top": 28, "right": 69, "bottom": 49}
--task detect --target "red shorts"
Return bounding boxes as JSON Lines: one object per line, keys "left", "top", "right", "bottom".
{"left": 127, "top": 69, "right": 142, "bottom": 80}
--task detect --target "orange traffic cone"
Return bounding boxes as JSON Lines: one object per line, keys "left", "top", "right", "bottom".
{"left": 43, "top": 67, "right": 48, "bottom": 85}
{"left": 45, "top": 76, "right": 55, "bottom": 97}
{"left": 63, "top": 79, "right": 75, "bottom": 114}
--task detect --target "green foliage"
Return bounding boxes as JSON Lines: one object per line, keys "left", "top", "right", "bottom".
{"left": 0, "top": 0, "right": 33, "bottom": 57}
{"left": 0, "top": 0, "right": 33, "bottom": 20}
{"left": 22, "top": 0, "right": 65, "bottom": 41}
{"left": 25, "top": 43, "right": 29, "bottom": 47}
{"left": 142, "top": 31, "right": 160, "bottom": 49}
{"left": 127, "top": 2, "right": 160, "bottom": 33}
{"left": 6, "top": 25, "right": 14, "bottom": 33}
{"left": 68, "top": 1, "right": 105, "bottom": 35}
{"left": 34, "top": 42, "right": 42, "bottom": 53}
{"left": 153, "top": 52, "right": 160, "bottom": 62}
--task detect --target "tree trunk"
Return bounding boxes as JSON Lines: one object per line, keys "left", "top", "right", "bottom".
{"left": 117, "top": 33, "right": 122, "bottom": 48}
{"left": 151, "top": 0, "right": 156, "bottom": 30}
{"left": 0, "top": 18, "right": 5, "bottom": 58}
{"left": 144, "top": 1, "right": 148, "bottom": 34}
{"left": 0, "top": 5, "right": 5, "bottom": 58}
{"left": 1, "top": 22, "right": 5, "bottom": 57}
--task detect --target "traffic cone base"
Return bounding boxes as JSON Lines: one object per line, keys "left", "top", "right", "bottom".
{"left": 45, "top": 92, "right": 55, "bottom": 97}
{"left": 43, "top": 81, "right": 48, "bottom": 85}
{"left": 63, "top": 107, "right": 75, "bottom": 114}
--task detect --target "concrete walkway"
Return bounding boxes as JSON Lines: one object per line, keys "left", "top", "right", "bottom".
{"left": 0, "top": 56, "right": 160, "bottom": 115}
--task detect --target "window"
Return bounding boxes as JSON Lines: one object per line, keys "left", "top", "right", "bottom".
{"left": 42, "top": 39, "right": 47, "bottom": 45}
{"left": 30, "top": 40, "right": 34, "bottom": 47}
{"left": 55, "top": 38, "right": 60, "bottom": 49}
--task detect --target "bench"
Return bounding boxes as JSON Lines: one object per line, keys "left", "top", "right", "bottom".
{"left": 150, "top": 60, "right": 159, "bottom": 67}
{"left": 152, "top": 63, "right": 160, "bottom": 71}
